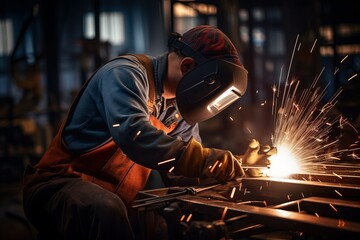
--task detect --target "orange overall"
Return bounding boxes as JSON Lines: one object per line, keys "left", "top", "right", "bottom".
{"left": 23, "top": 54, "right": 176, "bottom": 207}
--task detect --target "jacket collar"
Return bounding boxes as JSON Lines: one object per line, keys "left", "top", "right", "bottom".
{"left": 153, "top": 52, "right": 168, "bottom": 102}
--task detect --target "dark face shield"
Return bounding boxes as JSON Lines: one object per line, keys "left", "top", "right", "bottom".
{"left": 176, "top": 59, "right": 248, "bottom": 125}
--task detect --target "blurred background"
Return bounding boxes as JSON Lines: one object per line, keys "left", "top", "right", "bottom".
{"left": 0, "top": 0, "right": 359, "bottom": 239}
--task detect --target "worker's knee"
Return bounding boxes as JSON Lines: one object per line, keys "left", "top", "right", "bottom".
{"left": 91, "top": 195, "right": 129, "bottom": 222}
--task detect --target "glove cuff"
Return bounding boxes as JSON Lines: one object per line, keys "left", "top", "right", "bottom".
{"left": 174, "top": 137, "right": 209, "bottom": 178}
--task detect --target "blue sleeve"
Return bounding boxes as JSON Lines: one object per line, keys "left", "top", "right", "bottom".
{"left": 96, "top": 58, "right": 186, "bottom": 170}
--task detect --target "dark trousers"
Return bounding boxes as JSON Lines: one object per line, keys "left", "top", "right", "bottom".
{"left": 23, "top": 173, "right": 135, "bottom": 240}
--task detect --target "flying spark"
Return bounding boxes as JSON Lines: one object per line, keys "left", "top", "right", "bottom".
{"left": 221, "top": 207, "right": 228, "bottom": 221}
{"left": 157, "top": 158, "right": 176, "bottom": 165}
{"left": 329, "top": 203, "right": 338, "bottom": 212}
{"left": 132, "top": 130, "right": 142, "bottom": 140}
{"left": 186, "top": 214, "right": 193, "bottom": 222}
{"left": 335, "top": 190, "right": 342, "bottom": 197}
{"left": 209, "top": 160, "right": 219, "bottom": 173}
{"left": 310, "top": 39, "right": 317, "bottom": 53}
{"left": 230, "top": 187, "right": 236, "bottom": 199}
{"left": 264, "top": 35, "right": 360, "bottom": 178}
{"left": 340, "top": 55, "right": 348, "bottom": 63}
{"left": 332, "top": 172, "right": 343, "bottom": 179}
{"left": 348, "top": 73, "right": 357, "bottom": 81}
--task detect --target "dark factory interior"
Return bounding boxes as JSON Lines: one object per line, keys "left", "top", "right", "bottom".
{"left": 1, "top": 0, "right": 360, "bottom": 239}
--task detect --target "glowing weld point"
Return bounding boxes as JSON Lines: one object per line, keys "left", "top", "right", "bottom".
{"left": 230, "top": 187, "right": 236, "bottom": 199}
{"left": 335, "top": 190, "right": 342, "bottom": 197}
{"left": 348, "top": 73, "right": 357, "bottom": 81}
{"left": 112, "top": 123, "right": 120, "bottom": 127}
{"left": 265, "top": 145, "right": 301, "bottom": 177}
{"left": 329, "top": 203, "right": 338, "bottom": 212}
{"left": 332, "top": 172, "right": 343, "bottom": 179}
{"left": 221, "top": 207, "right": 228, "bottom": 221}
{"left": 186, "top": 214, "right": 192, "bottom": 222}
{"left": 157, "top": 158, "right": 176, "bottom": 165}
{"left": 180, "top": 215, "right": 185, "bottom": 221}
{"left": 168, "top": 166, "right": 175, "bottom": 172}
{"left": 315, "top": 213, "right": 320, "bottom": 217}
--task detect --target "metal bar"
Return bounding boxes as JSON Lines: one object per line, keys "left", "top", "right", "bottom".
{"left": 177, "top": 195, "right": 360, "bottom": 238}
{"left": 290, "top": 172, "right": 360, "bottom": 185}
{"left": 241, "top": 177, "right": 360, "bottom": 202}
{"left": 132, "top": 184, "right": 223, "bottom": 209}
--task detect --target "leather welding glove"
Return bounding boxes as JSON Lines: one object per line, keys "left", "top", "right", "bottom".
{"left": 174, "top": 138, "right": 245, "bottom": 182}
{"left": 241, "top": 139, "right": 277, "bottom": 177}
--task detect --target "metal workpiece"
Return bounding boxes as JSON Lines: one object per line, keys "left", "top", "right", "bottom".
{"left": 133, "top": 169, "right": 360, "bottom": 240}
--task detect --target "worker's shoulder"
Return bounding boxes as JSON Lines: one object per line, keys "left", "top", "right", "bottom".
{"left": 100, "top": 54, "right": 150, "bottom": 74}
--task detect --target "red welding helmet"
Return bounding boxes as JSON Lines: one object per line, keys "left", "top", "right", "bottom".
{"left": 169, "top": 26, "right": 248, "bottom": 125}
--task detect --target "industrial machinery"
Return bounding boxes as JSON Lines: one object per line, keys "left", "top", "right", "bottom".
{"left": 132, "top": 163, "right": 360, "bottom": 240}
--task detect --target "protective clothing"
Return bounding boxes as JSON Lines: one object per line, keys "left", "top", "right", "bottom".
{"left": 174, "top": 138, "right": 244, "bottom": 182}
{"left": 168, "top": 26, "right": 248, "bottom": 125}
{"left": 242, "top": 139, "right": 277, "bottom": 177}
{"left": 23, "top": 54, "right": 191, "bottom": 206}
{"left": 22, "top": 53, "right": 201, "bottom": 240}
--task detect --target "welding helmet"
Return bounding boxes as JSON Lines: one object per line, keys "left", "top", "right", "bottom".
{"left": 169, "top": 26, "right": 248, "bottom": 125}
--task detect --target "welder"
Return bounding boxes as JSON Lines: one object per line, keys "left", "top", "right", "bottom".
{"left": 22, "top": 25, "right": 273, "bottom": 240}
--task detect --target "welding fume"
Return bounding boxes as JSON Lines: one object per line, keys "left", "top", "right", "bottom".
{"left": 22, "top": 25, "right": 275, "bottom": 239}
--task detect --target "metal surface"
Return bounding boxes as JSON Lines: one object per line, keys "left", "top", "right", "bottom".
{"left": 134, "top": 163, "right": 360, "bottom": 239}
{"left": 178, "top": 195, "right": 360, "bottom": 238}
